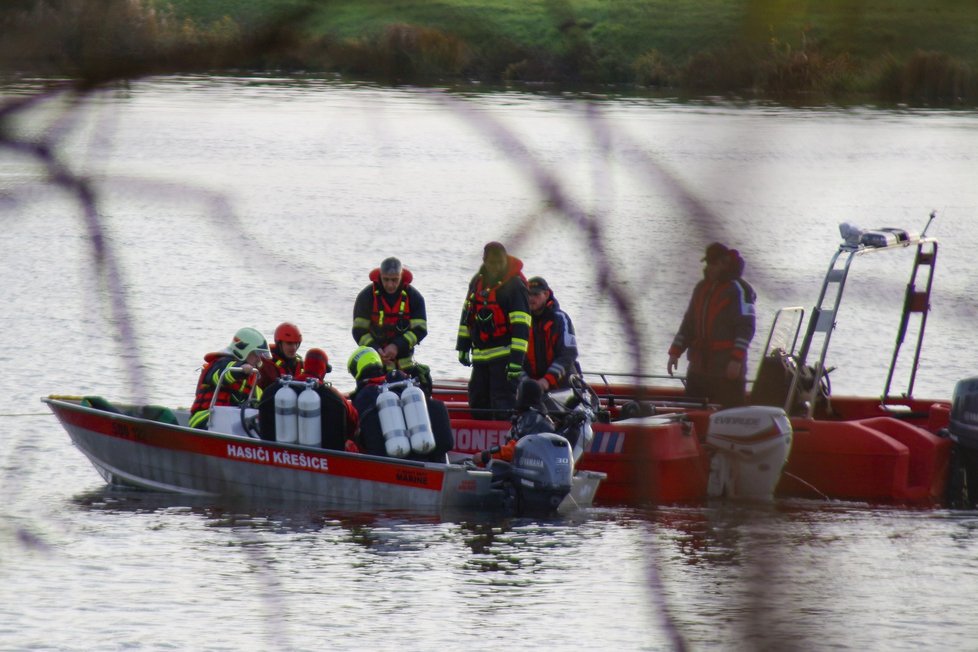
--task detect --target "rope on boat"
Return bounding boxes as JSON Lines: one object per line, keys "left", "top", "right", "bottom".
{"left": 0, "top": 412, "right": 49, "bottom": 417}
{"left": 781, "top": 471, "right": 832, "bottom": 501}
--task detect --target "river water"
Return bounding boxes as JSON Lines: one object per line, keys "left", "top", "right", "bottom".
{"left": 2, "top": 76, "right": 978, "bottom": 650}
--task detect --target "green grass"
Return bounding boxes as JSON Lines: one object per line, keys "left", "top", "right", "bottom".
{"left": 3, "top": 0, "right": 976, "bottom": 103}
{"left": 157, "top": 0, "right": 978, "bottom": 63}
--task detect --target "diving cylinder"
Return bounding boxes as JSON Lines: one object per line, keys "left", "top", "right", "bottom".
{"left": 274, "top": 384, "right": 298, "bottom": 444}
{"left": 400, "top": 385, "right": 436, "bottom": 455}
{"left": 297, "top": 386, "right": 322, "bottom": 447}
{"left": 376, "top": 387, "right": 411, "bottom": 458}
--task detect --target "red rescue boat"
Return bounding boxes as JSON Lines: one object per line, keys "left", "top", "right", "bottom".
{"left": 441, "top": 215, "right": 957, "bottom": 507}
{"left": 440, "top": 381, "right": 709, "bottom": 505}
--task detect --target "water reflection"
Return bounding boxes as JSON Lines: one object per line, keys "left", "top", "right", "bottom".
{"left": 72, "top": 486, "right": 451, "bottom": 531}
{"left": 70, "top": 485, "right": 598, "bottom": 551}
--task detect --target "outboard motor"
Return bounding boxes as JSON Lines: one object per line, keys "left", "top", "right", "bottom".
{"left": 504, "top": 432, "right": 575, "bottom": 514}
{"left": 481, "top": 378, "right": 597, "bottom": 514}
{"left": 706, "top": 406, "right": 792, "bottom": 500}
{"left": 946, "top": 377, "right": 978, "bottom": 507}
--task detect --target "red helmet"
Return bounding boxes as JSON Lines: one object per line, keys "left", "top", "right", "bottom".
{"left": 274, "top": 322, "right": 302, "bottom": 344}
{"left": 304, "top": 348, "right": 331, "bottom": 379}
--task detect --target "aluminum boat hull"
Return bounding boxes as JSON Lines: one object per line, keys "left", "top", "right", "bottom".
{"left": 44, "top": 396, "right": 604, "bottom": 514}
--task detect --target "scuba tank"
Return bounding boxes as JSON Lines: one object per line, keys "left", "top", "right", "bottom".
{"left": 297, "top": 385, "right": 322, "bottom": 447}
{"left": 275, "top": 384, "right": 298, "bottom": 444}
{"left": 376, "top": 386, "right": 411, "bottom": 458}
{"left": 400, "top": 384, "right": 436, "bottom": 455}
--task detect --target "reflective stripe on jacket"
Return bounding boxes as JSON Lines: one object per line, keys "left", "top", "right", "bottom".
{"left": 669, "top": 276, "right": 756, "bottom": 378}
{"left": 352, "top": 268, "right": 428, "bottom": 369}
{"left": 258, "top": 347, "right": 303, "bottom": 389}
{"left": 456, "top": 255, "right": 530, "bottom": 366}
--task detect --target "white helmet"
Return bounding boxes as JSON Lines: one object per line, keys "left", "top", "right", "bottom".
{"left": 229, "top": 327, "right": 270, "bottom": 361}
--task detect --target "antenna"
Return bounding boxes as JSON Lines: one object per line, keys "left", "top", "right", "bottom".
{"left": 921, "top": 210, "right": 937, "bottom": 237}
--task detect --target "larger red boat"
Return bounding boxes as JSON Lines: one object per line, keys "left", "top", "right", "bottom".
{"left": 440, "top": 216, "right": 958, "bottom": 507}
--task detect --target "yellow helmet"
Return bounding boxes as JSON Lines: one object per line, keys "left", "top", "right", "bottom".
{"left": 347, "top": 346, "right": 383, "bottom": 380}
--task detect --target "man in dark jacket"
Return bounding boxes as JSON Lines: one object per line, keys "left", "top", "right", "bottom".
{"left": 352, "top": 257, "right": 429, "bottom": 390}
{"left": 667, "top": 243, "right": 757, "bottom": 407}
{"left": 456, "top": 241, "right": 531, "bottom": 420}
{"left": 523, "top": 276, "right": 581, "bottom": 391}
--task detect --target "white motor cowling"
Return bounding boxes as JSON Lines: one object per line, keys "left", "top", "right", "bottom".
{"left": 400, "top": 385, "right": 436, "bottom": 455}
{"left": 275, "top": 384, "right": 298, "bottom": 444}
{"left": 376, "top": 387, "right": 411, "bottom": 458}
{"left": 706, "top": 406, "right": 792, "bottom": 500}
{"left": 297, "top": 386, "right": 322, "bottom": 447}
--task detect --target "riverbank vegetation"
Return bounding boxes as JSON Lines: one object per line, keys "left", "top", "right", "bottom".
{"left": 1, "top": 0, "right": 976, "bottom": 105}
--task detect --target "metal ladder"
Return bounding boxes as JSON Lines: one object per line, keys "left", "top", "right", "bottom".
{"left": 789, "top": 232, "right": 938, "bottom": 417}
{"left": 883, "top": 238, "right": 938, "bottom": 401}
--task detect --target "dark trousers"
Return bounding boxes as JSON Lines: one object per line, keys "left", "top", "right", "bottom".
{"left": 686, "top": 370, "right": 746, "bottom": 408}
{"left": 468, "top": 360, "right": 516, "bottom": 421}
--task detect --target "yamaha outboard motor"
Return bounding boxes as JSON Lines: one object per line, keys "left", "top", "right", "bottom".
{"left": 483, "top": 380, "right": 575, "bottom": 514}
{"left": 516, "top": 431, "right": 575, "bottom": 512}
{"left": 946, "top": 377, "right": 978, "bottom": 508}
{"left": 492, "top": 431, "right": 574, "bottom": 515}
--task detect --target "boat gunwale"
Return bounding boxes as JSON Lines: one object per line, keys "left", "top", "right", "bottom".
{"left": 42, "top": 395, "right": 444, "bottom": 472}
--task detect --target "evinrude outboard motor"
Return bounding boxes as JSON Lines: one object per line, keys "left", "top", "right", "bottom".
{"left": 945, "top": 377, "right": 978, "bottom": 508}
{"left": 706, "top": 406, "right": 792, "bottom": 500}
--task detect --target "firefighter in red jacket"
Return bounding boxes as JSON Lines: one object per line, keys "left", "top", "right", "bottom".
{"left": 258, "top": 321, "right": 310, "bottom": 389}
{"left": 456, "top": 241, "right": 531, "bottom": 420}
{"left": 667, "top": 243, "right": 757, "bottom": 407}
{"left": 352, "top": 257, "right": 430, "bottom": 391}
{"left": 189, "top": 327, "right": 270, "bottom": 429}
{"left": 523, "top": 276, "right": 582, "bottom": 391}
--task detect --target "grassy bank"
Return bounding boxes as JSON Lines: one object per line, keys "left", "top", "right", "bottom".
{"left": 2, "top": 0, "right": 977, "bottom": 104}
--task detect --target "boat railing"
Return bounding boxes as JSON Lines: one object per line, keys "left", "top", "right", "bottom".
{"left": 581, "top": 370, "right": 687, "bottom": 412}
{"left": 783, "top": 212, "right": 939, "bottom": 418}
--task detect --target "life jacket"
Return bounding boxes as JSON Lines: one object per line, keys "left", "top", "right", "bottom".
{"left": 527, "top": 298, "right": 559, "bottom": 378}
{"left": 525, "top": 295, "right": 580, "bottom": 387}
{"left": 367, "top": 267, "right": 415, "bottom": 343}
{"left": 271, "top": 347, "right": 303, "bottom": 377}
{"left": 190, "top": 352, "right": 258, "bottom": 416}
{"left": 257, "top": 344, "right": 303, "bottom": 389}
{"left": 465, "top": 257, "right": 526, "bottom": 345}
